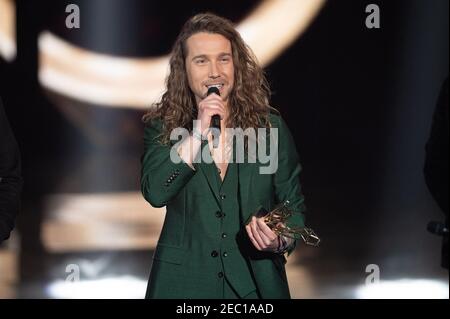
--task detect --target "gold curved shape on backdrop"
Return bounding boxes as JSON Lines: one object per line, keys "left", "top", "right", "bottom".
{"left": 38, "top": 0, "right": 326, "bottom": 109}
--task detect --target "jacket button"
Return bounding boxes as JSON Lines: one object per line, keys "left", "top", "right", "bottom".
{"left": 211, "top": 250, "right": 218, "bottom": 258}
{"left": 220, "top": 193, "right": 226, "bottom": 200}
{"left": 222, "top": 252, "right": 228, "bottom": 257}
{"left": 215, "top": 211, "right": 224, "bottom": 218}
{"left": 218, "top": 272, "right": 224, "bottom": 278}
{"left": 221, "top": 233, "right": 227, "bottom": 239}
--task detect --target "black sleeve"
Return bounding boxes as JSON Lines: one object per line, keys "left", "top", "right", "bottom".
{"left": 424, "top": 78, "right": 449, "bottom": 216}
{"left": 0, "top": 97, "right": 23, "bottom": 241}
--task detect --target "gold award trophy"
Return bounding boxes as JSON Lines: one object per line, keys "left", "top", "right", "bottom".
{"left": 249, "top": 200, "right": 320, "bottom": 247}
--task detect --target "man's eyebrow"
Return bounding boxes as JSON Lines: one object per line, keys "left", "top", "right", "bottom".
{"left": 218, "top": 53, "right": 232, "bottom": 58}
{"left": 192, "top": 54, "right": 207, "bottom": 61}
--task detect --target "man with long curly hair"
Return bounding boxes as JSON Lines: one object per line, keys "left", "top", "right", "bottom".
{"left": 0, "top": 96, "right": 22, "bottom": 243}
{"left": 141, "top": 13, "right": 306, "bottom": 299}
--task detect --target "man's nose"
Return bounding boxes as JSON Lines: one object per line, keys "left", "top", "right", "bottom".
{"left": 208, "top": 62, "right": 220, "bottom": 78}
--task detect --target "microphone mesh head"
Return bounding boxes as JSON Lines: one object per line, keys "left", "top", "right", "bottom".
{"left": 207, "top": 86, "right": 220, "bottom": 96}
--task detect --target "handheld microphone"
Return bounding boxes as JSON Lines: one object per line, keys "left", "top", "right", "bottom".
{"left": 207, "top": 86, "right": 221, "bottom": 148}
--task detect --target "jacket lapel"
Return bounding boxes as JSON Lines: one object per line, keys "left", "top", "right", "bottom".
{"left": 195, "top": 149, "right": 221, "bottom": 207}
{"left": 237, "top": 161, "right": 255, "bottom": 223}
{"left": 236, "top": 128, "right": 258, "bottom": 224}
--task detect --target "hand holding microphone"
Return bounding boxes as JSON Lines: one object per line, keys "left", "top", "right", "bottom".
{"left": 207, "top": 87, "right": 221, "bottom": 129}
{"left": 196, "top": 86, "right": 225, "bottom": 148}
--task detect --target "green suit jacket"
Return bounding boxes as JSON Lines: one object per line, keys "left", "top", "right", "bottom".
{"left": 141, "top": 113, "right": 306, "bottom": 299}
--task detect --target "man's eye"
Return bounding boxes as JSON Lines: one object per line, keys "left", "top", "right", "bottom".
{"left": 195, "top": 59, "right": 206, "bottom": 64}
{"left": 221, "top": 58, "right": 230, "bottom": 63}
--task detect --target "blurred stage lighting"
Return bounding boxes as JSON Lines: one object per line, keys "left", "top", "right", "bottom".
{"left": 38, "top": 31, "right": 169, "bottom": 109}
{"left": 38, "top": 0, "right": 325, "bottom": 108}
{"left": 46, "top": 276, "right": 147, "bottom": 299}
{"left": 0, "top": 0, "right": 16, "bottom": 62}
{"left": 355, "top": 279, "right": 449, "bottom": 299}
{"left": 41, "top": 192, "right": 165, "bottom": 252}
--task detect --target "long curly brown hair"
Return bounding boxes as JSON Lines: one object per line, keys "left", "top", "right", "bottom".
{"left": 142, "top": 12, "right": 278, "bottom": 144}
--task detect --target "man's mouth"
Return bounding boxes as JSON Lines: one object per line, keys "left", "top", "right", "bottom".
{"left": 205, "top": 83, "right": 224, "bottom": 90}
